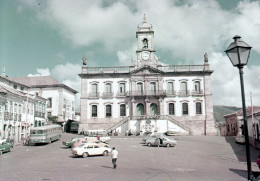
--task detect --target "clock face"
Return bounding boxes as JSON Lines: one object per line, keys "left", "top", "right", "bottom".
{"left": 142, "top": 52, "right": 150, "bottom": 60}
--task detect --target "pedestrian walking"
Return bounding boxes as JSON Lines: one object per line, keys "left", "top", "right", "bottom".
{"left": 111, "top": 147, "right": 118, "bottom": 169}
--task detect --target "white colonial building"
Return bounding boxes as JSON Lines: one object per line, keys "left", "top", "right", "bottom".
{"left": 10, "top": 76, "right": 78, "bottom": 122}
{"left": 0, "top": 75, "right": 47, "bottom": 143}
{"left": 79, "top": 16, "right": 216, "bottom": 135}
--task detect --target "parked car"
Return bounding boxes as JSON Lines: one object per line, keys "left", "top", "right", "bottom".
{"left": 141, "top": 134, "right": 167, "bottom": 144}
{"left": 72, "top": 137, "right": 97, "bottom": 148}
{"left": 235, "top": 135, "right": 245, "bottom": 144}
{"left": 63, "top": 138, "right": 83, "bottom": 147}
{"left": 0, "top": 141, "right": 13, "bottom": 155}
{"left": 146, "top": 137, "right": 177, "bottom": 147}
{"left": 72, "top": 143, "right": 112, "bottom": 158}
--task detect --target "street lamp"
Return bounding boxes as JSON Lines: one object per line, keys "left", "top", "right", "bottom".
{"left": 225, "top": 35, "right": 252, "bottom": 180}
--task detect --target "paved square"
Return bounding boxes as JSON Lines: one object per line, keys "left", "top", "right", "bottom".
{"left": 0, "top": 133, "right": 259, "bottom": 181}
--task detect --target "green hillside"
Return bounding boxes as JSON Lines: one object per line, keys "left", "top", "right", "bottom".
{"left": 213, "top": 105, "right": 241, "bottom": 123}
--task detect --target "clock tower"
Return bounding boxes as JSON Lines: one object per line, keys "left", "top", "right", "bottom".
{"left": 134, "top": 15, "right": 161, "bottom": 68}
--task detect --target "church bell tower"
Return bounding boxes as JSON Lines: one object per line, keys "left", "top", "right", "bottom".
{"left": 134, "top": 15, "right": 160, "bottom": 68}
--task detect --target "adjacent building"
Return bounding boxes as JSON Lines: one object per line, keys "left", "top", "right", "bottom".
{"left": 224, "top": 106, "right": 260, "bottom": 142}
{"left": 0, "top": 72, "right": 77, "bottom": 143}
{"left": 10, "top": 76, "right": 78, "bottom": 122}
{"left": 79, "top": 16, "right": 216, "bottom": 135}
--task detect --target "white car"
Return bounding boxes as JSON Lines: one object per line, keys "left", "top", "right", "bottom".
{"left": 72, "top": 143, "right": 111, "bottom": 158}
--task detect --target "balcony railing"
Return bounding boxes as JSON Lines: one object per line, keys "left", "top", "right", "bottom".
{"left": 126, "top": 90, "right": 166, "bottom": 97}
{"left": 82, "top": 65, "right": 207, "bottom": 74}
{"left": 116, "top": 92, "right": 127, "bottom": 97}
{"left": 191, "top": 90, "right": 204, "bottom": 96}
{"left": 88, "top": 92, "right": 100, "bottom": 98}
{"left": 102, "top": 92, "right": 114, "bottom": 98}
{"left": 165, "top": 90, "right": 177, "bottom": 97}
{"left": 177, "top": 90, "right": 190, "bottom": 97}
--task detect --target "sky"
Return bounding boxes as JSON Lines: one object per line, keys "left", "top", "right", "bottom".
{"left": 1, "top": 0, "right": 260, "bottom": 110}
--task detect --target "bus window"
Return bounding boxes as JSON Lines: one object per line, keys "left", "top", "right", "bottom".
{"left": 37, "top": 130, "right": 45, "bottom": 134}
{"left": 31, "top": 130, "right": 37, "bottom": 134}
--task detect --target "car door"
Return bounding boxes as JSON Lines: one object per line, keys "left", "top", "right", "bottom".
{"left": 93, "top": 145, "right": 101, "bottom": 155}
{"left": 87, "top": 145, "right": 94, "bottom": 155}
{"left": 154, "top": 138, "right": 159, "bottom": 146}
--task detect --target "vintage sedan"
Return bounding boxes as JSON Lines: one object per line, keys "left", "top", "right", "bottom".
{"left": 72, "top": 143, "right": 111, "bottom": 158}
{"left": 63, "top": 138, "right": 81, "bottom": 147}
{"left": 146, "top": 137, "right": 177, "bottom": 147}
{"left": 0, "top": 141, "right": 13, "bottom": 155}
{"left": 141, "top": 134, "right": 167, "bottom": 144}
{"left": 72, "top": 137, "right": 98, "bottom": 148}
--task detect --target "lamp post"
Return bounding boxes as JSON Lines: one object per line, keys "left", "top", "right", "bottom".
{"left": 225, "top": 35, "right": 252, "bottom": 180}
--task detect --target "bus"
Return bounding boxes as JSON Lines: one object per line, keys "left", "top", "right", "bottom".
{"left": 70, "top": 122, "right": 79, "bottom": 133}
{"left": 29, "top": 124, "right": 62, "bottom": 144}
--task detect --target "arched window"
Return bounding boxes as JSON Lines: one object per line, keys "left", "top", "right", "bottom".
{"left": 196, "top": 102, "right": 202, "bottom": 114}
{"left": 167, "top": 82, "right": 174, "bottom": 94}
{"left": 150, "top": 82, "right": 156, "bottom": 94}
{"left": 182, "top": 103, "right": 188, "bottom": 115}
{"left": 91, "top": 84, "right": 98, "bottom": 97}
{"left": 143, "top": 38, "right": 148, "bottom": 48}
{"left": 194, "top": 81, "right": 201, "bottom": 93}
{"left": 180, "top": 82, "right": 188, "bottom": 95}
{"left": 119, "top": 83, "right": 125, "bottom": 95}
{"left": 137, "top": 83, "right": 143, "bottom": 95}
{"left": 136, "top": 103, "right": 145, "bottom": 116}
{"left": 106, "top": 105, "right": 112, "bottom": 117}
{"left": 92, "top": 105, "right": 97, "bottom": 117}
{"left": 120, "top": 104, "right": 126, "bottom": 116}
{"left": 150, "top": 103, "right": 158, "bottom": 115}
{"left": 105, "top": 83, "right": 112, "bottom": 93}
{"left": 169, "top": 103, "right": 175, "bottom": 115}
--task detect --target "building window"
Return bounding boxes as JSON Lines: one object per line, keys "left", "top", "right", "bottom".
{"left": 136, "top": 103, "right": 145, "bottom": 116}
{"left": 150, "top": 82, "right": 156, "bottom": 94}
{"left": 137, "top": 83, "right": 143, "bottom": 95}
{"left": 143, "top": 38, "right": 148, "bottom": 48}
{"left": 47, "top": 112, "right": 52, "bottom": 117}
{"left": 92, "top": 105, "right": 97, "bottom": 117}
{"left": 106, "top": 105, "right": 112, "bottom": 117}
{"left": 194, "top": 81, "right": 201, "bottom": 93}
{"left": 180, "top": 82, "right": 188, "bottom": 95}
{"left": 105, "top": 83, "right": 112, "bottom": 93}
{"left": 167, "top": 82, "right": 174, "bottom": 94}
{"left": 169, "top": 103, "right": 175, "bottom": 115}
{"left": 21, "top": 87, "right": 24, "bottom": 91}
{"left": 91, "top": 84, "right": 98, "bottom": 97}
{"left": 13, "top": 84, "right": 17, "bottom": 89}
{"left": 119, "top": 83, "right": 125, "bottom": 94}
{"left": 196, "top": 102, "right": 202, "bottom": 114}
{"left": 47, "top": 98, "right": 52, "bottom": 108}
{"left": 182, "top": 103, "right": 188, "bottom": 115}
{"left": 150, "top": 103, "right": 158, "bottom": 116}
{"left": 120, "top": 104, "right": 126, "bottom": 116}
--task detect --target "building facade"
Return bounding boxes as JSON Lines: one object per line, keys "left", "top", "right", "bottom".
{"left": 0, "top": 76, "right": 47, "bottom": 143}
{"left": 79, "top": 16, "right": 216, "bottom": 135}
{"left": 10, "top": 76, "right": 78, "bottom": 123}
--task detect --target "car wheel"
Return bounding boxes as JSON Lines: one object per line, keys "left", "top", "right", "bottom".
{"left": 147, "top": 142, "right": 152, "bottom": 147}
{"left": 103, "top": 151, "right": 108, "bottom": 156}
{"left": 82, "top": 152, "right": 88, "bottom": 158}
{"left": 166, "top": 143, "right": 171, "bottom": 148}
{"left": 104, "top": 145, "right": 108, "bottom": 148}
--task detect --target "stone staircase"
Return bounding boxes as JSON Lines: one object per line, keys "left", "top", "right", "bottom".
{"left": 105, "top": 115, "right": 191, "bottom": 135}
